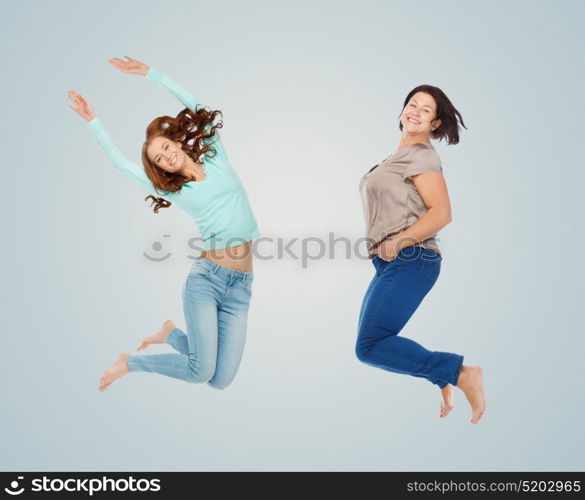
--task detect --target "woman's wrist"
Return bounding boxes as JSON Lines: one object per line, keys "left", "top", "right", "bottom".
{"left": 144, "top": 67, "right": 164, "bottom": 83}
{"left": 379, "top": 236, "right": 401, "bottom": 260}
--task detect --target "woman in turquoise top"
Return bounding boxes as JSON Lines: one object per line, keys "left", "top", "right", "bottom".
{"left": 68, "top": 56, "right": 260, "bottom": 392}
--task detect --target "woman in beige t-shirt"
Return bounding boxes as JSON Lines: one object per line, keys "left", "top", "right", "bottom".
{"left": 356, "top": 86, "right": 487, "bottom": 424}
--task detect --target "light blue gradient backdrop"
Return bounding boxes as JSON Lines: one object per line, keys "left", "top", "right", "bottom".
{"left": 1, "top": 0, "right": 583, "bottom": 471}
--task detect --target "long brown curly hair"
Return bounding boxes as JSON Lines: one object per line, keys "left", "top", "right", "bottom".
{"left": 141, "top": 106, "right": 223, "bottom": 213}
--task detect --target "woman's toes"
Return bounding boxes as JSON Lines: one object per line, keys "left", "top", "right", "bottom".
{"left": 99, "top": 381, "right": 111, "bottom": 392}
{"left": 440, "top": 403, "right": 453, "bottom": 418}
{"left": 471, "top": 411, "right": 485, "bottom": 424}
{"left": 98, "top": 376, "right": 110, "bottom": 392}
{"left": 136, "top": 337, "right": 149, "bottom": 351}
{"left": 98, "top": 354, "right": 129, "bottom": 392}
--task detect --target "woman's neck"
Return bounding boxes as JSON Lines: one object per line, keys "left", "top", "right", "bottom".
{"left": 397, "top": 133, "right": 431, "bottom": 153}
{"left": 179, "top": 154, "right": 204, "bottom": 181}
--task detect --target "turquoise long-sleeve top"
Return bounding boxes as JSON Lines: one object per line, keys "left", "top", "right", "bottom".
{"left": 87, "top": 68, "right": 260, "bottom": 251}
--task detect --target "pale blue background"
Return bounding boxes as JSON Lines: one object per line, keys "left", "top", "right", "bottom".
{"left": 1, "top": 0, "right": 584, "bottom": 471}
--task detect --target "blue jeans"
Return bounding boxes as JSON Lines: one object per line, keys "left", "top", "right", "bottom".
{"left": 355, "top": 246, "right": 463, "bottom": 389}
{"left": 127, "top": 257, "right": 253, "bottom": 390}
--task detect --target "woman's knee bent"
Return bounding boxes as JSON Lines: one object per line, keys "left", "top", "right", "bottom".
{"left": 206, "top": 368, "right": 238, "bottom": 390}
{"left": 355, "top": 341, "right": 372, "bottom": 364}
{"left": 184, "top": 362, "right": 216, "bottom": 384}
{"left": 206, "top": 377, "right": 233, "bottom": 390}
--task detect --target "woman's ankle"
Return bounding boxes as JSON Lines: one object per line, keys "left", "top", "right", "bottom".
{"left": 455, "top": 365, "right": 470, "bottom": 388}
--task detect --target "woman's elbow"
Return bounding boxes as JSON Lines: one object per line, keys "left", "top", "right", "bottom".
{"left": 430, "top": 207, "right": 452, "bottom": 226}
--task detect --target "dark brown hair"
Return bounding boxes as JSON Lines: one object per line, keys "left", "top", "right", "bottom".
{"left": 399, "top": 85, "right": 467, "bottom": 145}
{"left": 141, "top": 106, "right": 223, "bottom": 213}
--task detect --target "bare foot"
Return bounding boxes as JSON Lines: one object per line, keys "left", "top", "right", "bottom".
{"left": 98, "top": 353, "right": 130, "bottom": 392}
{"left": 440, "top": 384, "right": 454, "bottom": 418}
{"left": 136, "top": 320, "right": 177, "bottom": 351}
{"left": 455, "top": 366, "right": 486, "bottom": 424}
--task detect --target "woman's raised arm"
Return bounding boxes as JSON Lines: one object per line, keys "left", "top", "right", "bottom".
{"left": 109, "top": 56, "right": 225, "bottom": 157}
{"left": 109, "top": 56, "right": 203, "bottom": 112}
{"left": 67, "top": 90, "right": 161, "bottom": 194}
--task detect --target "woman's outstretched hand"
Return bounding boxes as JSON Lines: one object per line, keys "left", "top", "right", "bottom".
{"left": 109, "top": 56, "right": 149, "bottom": 76}
{"left": 67, "top": 90, "right": 96, "bottom": 122}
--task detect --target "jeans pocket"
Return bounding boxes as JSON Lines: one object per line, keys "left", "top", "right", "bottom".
{"left": 188, "top": 265, "right": 211, "bottom": 279}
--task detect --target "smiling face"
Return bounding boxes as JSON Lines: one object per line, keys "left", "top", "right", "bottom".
{"left": 146, "top": 136, "right": 186, "bottom": 174}
{"left": 400, "top": 92, "right": 442, "bottom": 137}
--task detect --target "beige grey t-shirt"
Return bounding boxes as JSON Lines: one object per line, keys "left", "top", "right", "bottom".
{"left": 359, "top": 142, "right": 444, "bottom": 259}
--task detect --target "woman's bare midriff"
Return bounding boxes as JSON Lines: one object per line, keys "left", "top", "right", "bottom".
{"left": 200, "top": 240, "right": 254, "bottom": 272}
